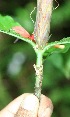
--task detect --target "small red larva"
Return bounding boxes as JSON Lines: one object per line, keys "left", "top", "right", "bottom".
{"left": 12, "top": 26, "right": 35, "bottom": 42}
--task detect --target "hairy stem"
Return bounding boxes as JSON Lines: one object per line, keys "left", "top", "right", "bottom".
{"left": 34, "top": 49, "right": 43, "bottom": 100}
{"left": 34, "top": 0, "right": 53, "bottom": 100}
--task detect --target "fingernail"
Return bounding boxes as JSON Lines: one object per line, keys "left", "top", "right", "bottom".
{"left": 21, "top": 95, "right": 38, "bottom": 111}
{"left": 42, "top": 108, "right": 53, "bottom": 117}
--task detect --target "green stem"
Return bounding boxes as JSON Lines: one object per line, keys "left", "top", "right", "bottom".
{"left": 36, "top": 50, "right": 43, "bottom": 66}
{"left": 34, "top": 50, "right": 43, "bottom": 100}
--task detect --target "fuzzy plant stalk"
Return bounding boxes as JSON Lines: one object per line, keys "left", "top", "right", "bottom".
{"left": 0, "top": 0, "right": 70, "bottom": 103}
{"left": 34, "top": 0, "right": 53, "bottom": 99}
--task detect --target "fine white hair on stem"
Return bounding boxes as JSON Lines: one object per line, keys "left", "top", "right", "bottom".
{"left": 14, "top": 38, "right": 19, "bottom": 43}
{"left": 54, "top": 0, "right": 59, "bottom": 9}
{"left": 34, "top": 0, "right": 53, "bottom": 48}
{"left": 30, "top": 7, "right": 36, "bottom": 24}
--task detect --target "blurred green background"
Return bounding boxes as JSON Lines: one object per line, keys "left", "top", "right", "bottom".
{"left": 0, "top": 0, "right": 70, "bottom": 117}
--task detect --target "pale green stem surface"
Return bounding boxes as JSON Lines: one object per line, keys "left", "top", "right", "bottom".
{"left": 34, "top": 49, "right": 43, "bottom": 100}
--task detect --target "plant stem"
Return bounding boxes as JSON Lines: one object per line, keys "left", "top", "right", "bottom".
{"left": 34, "top": 49, "right": 43, "bottom": 100}
{"left": 33, "top": 0, "right": 53, "bottom": 99}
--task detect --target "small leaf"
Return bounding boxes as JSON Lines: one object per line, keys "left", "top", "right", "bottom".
{"left": 0, "top": 15, "right": 20, "bottom": 31}
{"left": 0, "top": 14, "right": 35, "bottom": 47}
{"left": 43, "top": 37, "right": 70, "bottom": 59}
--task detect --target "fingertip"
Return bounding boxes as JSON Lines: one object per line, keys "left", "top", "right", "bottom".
{"left": 21, "top": 94, "right": 39, "bottom": 111}
{"left": 38, "top": 94, "right": 53, "bottom": 117}
{"left": 40, "top": 94, "right": 53, "bottom": 110}
{"left": 0, "top": 93, "right": 30, "bottom": 116}
{"left": 15, "top": 94, "right": 39, "bottom": 117}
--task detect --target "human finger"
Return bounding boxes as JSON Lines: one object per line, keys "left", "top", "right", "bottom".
{"left": 38, "top": 94, "right": 53, "bottom": 117}
{"left": 0, "top": 93, "right": 39, "bottom": 117}
{"left": 14, "top": 94, "right": 39, "bottom": 117}
{"left": 0, "top": 93, "right": 30, "bottom": 117}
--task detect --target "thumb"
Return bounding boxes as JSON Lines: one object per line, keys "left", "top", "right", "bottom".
{"left": 38, "top": 94, "right": 53, "bottom": 117}
{"left": 15, "top": 94, "right": 39, "bottom": 117}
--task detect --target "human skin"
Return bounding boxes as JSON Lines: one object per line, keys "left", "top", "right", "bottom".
{"left": 0, "top": 93, "right": 53, "bottom": 117}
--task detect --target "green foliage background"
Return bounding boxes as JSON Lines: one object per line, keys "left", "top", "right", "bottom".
{"left": 0, "top": 0, "right": 70, "bottom": 117}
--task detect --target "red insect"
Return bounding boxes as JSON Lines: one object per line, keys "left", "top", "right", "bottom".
{"left": 12, "top": 26, "right": 35, "bottom": 42}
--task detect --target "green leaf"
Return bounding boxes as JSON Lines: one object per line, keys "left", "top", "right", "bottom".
{"left": 0, "top": 15, "right": 35, "bottom": 47}
{"left": 0, "top": 15, "right": 20, "bottom": 31}
{"left": 43, "top": 37, "right": 70, "bottom": 59}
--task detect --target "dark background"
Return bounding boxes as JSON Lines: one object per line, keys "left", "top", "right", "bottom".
{"left": 0, "top": 0, "right": 70, "bottom": 117}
